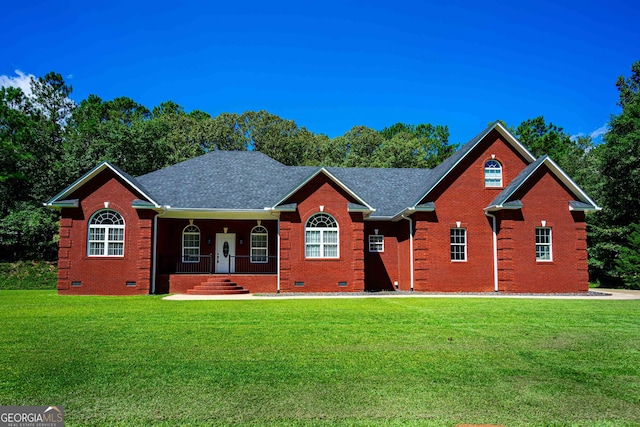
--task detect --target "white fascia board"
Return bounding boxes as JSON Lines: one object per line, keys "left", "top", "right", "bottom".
{"left": 271, "top": 167, "right": 374, "bottom": 211}
{"left": 542, "top": 157, "right": 601, "bottom": 210}
{"left": 489, "top": 156, "right": 601, "bottom": 211}
{"left": 45, "top": 162, "right": 161, "bottom": 208}
{"left": 493, "top": 122, "right": 537, "bottom": 163}
{"left": 44, "top": 199, "right": 79, "bottom": 209}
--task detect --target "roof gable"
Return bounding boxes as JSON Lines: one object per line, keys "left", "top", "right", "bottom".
{"left": 45, "top": 162, "right": 159, "bottom": 208}
{"left": 409, "top": 122, "right": 536, "bottom": 208}
{"left": 272, "top": 167, "right": 375, "bottom": 213}
{"left": 486, "top": 155, "right": 600, "bottom": 211}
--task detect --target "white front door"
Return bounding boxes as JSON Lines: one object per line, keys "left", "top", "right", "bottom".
{"left": 215, "top": 233, "right": 236, "bottom": 273}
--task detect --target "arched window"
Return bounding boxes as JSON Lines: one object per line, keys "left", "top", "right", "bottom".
{"left": 250, "top": 225, "right": 268, "bottom": 263}
{"left": 182, "top": 224, "right": 200, "bottom": 263}
{"left": 484, "top": 159, "right": 503, "bottom": 187}
{"left": 305, "top": 213, "right": 339, "bottom": 258}
{"left": 88, "top": 209, "right": 125, "bottom": 257}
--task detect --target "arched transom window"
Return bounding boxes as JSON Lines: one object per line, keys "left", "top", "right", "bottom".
{"left": 484, "top": 159, "right": 503, "bottom": 187}
{"left": 182, "top": 224, "right": 200, "bottom": 263}
{"left": 250, "top": 225, "right": 268, "bottom": 263}
{"left": 88, "top": 209, "right": 125, "bottom": 256}
{"left": 305, "top": 213, "right": 339, "bottom": 258}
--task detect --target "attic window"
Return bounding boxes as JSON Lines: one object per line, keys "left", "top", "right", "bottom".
{"left": 484, "top": 160, "right": 503, "bottom": 187}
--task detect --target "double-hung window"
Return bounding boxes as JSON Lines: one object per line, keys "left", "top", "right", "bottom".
{"left": 88, "top": 209, "right": 125, "bottom": 256}
{"left": 450, "top": 228, "right": 467, "bottom": 261}
{"left": 536, "top": 227, "right": 552, "bottom": 261}
{"left": 250, "top": 225, "right": 268, "bottom": 263}
{"left": 305, "top": 213, "right": 339, "bottom": 258}
{"left": 369, "top": 235, "right": 384, "bottom": 252}
{"left": 182, "top": 225, "right": 200, "bottom": 263}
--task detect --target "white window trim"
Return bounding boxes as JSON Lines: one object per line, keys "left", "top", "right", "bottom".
{"left": 250, "top": 225, "right": 268, "bottom": 264}
{"left": 369, "top": 235, "right": 384, "bottom": 253}
{"left": 87, "top": 209, "right": 125, "bottom": 257}
{"left": 536, "top": 227, "right": 553, "bottom": 262}
{"left": 182, "top": 224, "right": 200, "bottom": 263}
{"left": 305, "top": 213, "right": 339, "bottom": 259}
{"left": 450, "top": 228, "right": 467, "bottom": 262}
{"left": 484, "top": 159, "right": 503, "bottom": 188}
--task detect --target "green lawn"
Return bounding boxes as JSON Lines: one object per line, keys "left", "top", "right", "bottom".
{"left": 0, "top": 291, "right": 639, "bottom": 426}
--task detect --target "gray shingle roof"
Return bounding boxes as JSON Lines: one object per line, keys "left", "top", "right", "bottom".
{"left": 136, "top": 151, "right": 308, "bottom": 209}
{"left": 49, "top": 121, "right": 599, "bottom": 218}
{"left": 135, "top": 150, "right": 434, "bottom": 217}
{"left": 129, "top": 122, "right": 543, "bottom": 218}
{"left": 326, "top": 167, "right": 432, "bottom": 218}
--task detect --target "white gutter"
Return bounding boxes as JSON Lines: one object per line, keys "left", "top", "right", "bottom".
{"left": 401, "top": 215, "right": 414, "bottom": 291}
{"left": 270, "top": 210, "right": 281, "bottom": 294}
{"left": 277, "top": 217, "right": 281, "bottom": 294}
{"left": 484, "top": 211, "right": 499, "bottom": 292}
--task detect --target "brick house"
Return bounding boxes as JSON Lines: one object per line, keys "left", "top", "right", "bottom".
{"left": 45, "top": 122, "right": 600, "bottom": 295}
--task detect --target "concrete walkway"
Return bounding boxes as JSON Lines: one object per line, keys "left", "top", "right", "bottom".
{"left": 163, "top": 288, "right": 640, "bottom": 301}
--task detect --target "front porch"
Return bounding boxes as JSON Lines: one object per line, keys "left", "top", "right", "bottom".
{"left": 156, "top": 273, "right": 278, "bottom": 294}
{"left": 154, "top": 217, "right": 280, "bottom": 294}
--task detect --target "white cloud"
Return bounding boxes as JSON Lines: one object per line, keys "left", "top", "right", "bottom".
{"left": 0, "top": 69, "right": 35, "bottom": 97}
{"left": 570, "top": 123, "right": 608, "bottom": 142}
{"left": 589, "top": 124, "right": 608, "bottom": 139}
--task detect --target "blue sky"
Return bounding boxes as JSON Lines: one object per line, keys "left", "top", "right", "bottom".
{"left": 1, "top": 0, "right": 638, "bottom": 145}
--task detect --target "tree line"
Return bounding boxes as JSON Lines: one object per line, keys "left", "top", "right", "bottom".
{"left": 1, "top": 61, "right": 638, "bottom": 288}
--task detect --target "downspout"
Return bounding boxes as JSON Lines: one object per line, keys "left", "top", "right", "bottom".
{"left": 276, "top": 217, "right": 281, "bottom": 293}
{"left": 151, "top": 213, "right": 159, "bottom": 295}
{"left": 485, "top": 211, "right": 499, "bottom": 292}
{"left": 401, "top": 215, "right": 414, "bottom": 292}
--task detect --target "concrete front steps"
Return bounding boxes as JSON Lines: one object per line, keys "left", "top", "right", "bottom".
{"left": 186, "top": 277, "right": 250, "bottom": 295}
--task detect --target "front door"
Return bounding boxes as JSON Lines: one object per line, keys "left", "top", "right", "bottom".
{"left": 215, "top": 233, "right": 236, "bottom": 273}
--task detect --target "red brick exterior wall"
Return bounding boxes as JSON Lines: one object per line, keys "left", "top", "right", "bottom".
{"left": 279, "top": 174, "right": 365, "bottom": 292}
{"left": 412, "top": 130, "right": 531, "bottom": 291}
{"left": 57, "top": 169, "right": 154, "bottom": 295}
{"left": 410, "top": 129, "right": 589, "bottom": 293}
{"left": 497, "top": 167, "right": 589, "bottom": 292}
{"left": 364, "top": 222, "right": 403, "bottom": 291}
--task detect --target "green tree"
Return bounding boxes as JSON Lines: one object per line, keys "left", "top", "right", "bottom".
{"left": 615, "top": 223, "right": 640, "bottom": 289}
{"left": 0, "top": 73, "right": 72, "bottom": 261}
{"left": 238, "top": 110, "right": 322, "bottom": 166}
{"left": 589, "top": 60, "right": 640, "bottom": 286}
{"left": 379, "top": 123, "right": 455, "bottom": 168}
{"left": 514, "top": 116, "right": 594, "bottom": 182}
{"left": 0, "top": 87, "right": 34, "bottom": 194}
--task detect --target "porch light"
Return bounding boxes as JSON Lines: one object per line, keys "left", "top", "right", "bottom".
{"left": 207, "top": 235, "right": 212, "bottom": 245}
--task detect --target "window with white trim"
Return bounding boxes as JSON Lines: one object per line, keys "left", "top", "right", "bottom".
{"left": 88, "top": 209, "right": 125, "bottom": 256}
{"left": 450, "top": 228, "right": 467, "bottom": 261}
{"left": 484, "top": 159, "right": 503, "bottom": 187}
{"left": 250, "top": 225, "right": 268, "bottom": 263}
{"left": 536, "top": 227, "right": 552, "bottom": 261}
{"left": 305, "top": 213, "right": 339, "bottom": 258}
{"left": 369, "top": 235, "right": 384, "bottom": 252}
{"left": 182, "top": 224, "right": 200, "bottom": 263}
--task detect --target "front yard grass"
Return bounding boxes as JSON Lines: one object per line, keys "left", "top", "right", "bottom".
{"left": 0, "top": 291, "right": 639, "bottom": 426}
